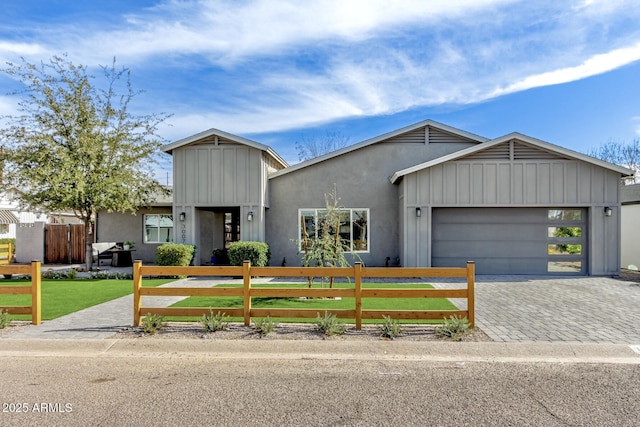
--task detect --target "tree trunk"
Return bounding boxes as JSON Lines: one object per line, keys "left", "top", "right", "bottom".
{"left": 84, "top": 215, "right": 93, "bottom": 272}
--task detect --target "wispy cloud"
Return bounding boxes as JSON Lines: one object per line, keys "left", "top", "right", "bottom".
{"left": 2, "top": 0, "right": 640, "bottom": 142}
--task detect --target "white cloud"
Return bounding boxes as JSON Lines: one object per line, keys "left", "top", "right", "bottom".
{"left": 490, "top": 42, "right": 640, "bottom": 97}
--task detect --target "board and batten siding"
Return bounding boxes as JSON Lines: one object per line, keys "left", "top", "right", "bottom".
{"left": 174, "top": 145, "right": 265, "bottom": 206}
{"left": 401, "top": 158, "right": 622, "bottom": 275}
{"left": 172, "top": 143, "right": 272, "bottom": 254}
{"left": 404, "top": 160, "right": 619, "bottom": 206}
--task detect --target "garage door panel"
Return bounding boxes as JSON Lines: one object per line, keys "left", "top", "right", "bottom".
{"left": 432, "top": 240, "right": 547, "bottom": 258}
{"left": 434, "top": 208, "right": 546, "bottom": 224}
{"left": 433, "top": 224, "right": 547, "bottom": 241}
{"left": 432, "top": 207, "right": 586, "bottom": 275}
{"left": 433, "top": 256, "right": 548, "bottom": 274}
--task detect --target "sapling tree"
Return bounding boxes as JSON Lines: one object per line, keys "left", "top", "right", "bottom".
{"left": 0, "top": 55, "right": 170, "bottom": 270}
{"left": 299, "top": 185, "right": 361, "bottom": 287}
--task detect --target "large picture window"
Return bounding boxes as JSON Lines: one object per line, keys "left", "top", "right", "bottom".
{"left": 144, "top": 214, "right": 173, "bottom": 243}
{"left": 299, "top": 208, "right": 369, "bottom": 252}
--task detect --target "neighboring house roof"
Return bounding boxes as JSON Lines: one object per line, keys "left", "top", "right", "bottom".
{"left": 162, "top": 128, "right": 288, "bottom": 169}
{"left": 390, "top": 132, "right": 634, "bottom": 184}
{"left": 0, "top": 210, "right": 19, "bottom": 224}
{"left": 269, "top": 119, "right": 489, "bottom": 178}
{"left": 621, "top": 183, "right": 640, "bottom": 205}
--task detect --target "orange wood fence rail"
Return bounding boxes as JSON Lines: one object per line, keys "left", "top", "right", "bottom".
{"left": 0, "top": 261, "right": 42, "bottom": 325}
{"left": 133, "top": 261, "right": 475, "bottom": 329}
{"left": 0, "top": 243, "right": 12, "bottom": 265}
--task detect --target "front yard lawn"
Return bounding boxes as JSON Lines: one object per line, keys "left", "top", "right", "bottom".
{"left": 0, "top": 279, "right": 172, "bottom": 320}
{"left": 170, "top": 282, "right": 459, "bottom": 324}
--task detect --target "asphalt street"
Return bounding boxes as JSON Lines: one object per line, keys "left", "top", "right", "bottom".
{"left": 1, "top": 340, "right": 639, "bottom": 426}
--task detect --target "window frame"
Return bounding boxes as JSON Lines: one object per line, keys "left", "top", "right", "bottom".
{"left": 298, "top": 208, "right": 370, "bottom": 253}
{"left": 143, "top": 214, "right": 174, "bottom": 244}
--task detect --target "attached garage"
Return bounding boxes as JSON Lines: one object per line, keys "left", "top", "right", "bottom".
{"left": 393, "top": 133, "right": 631, "bottom": 275}
{"left": 432, "top": 207, "right": 586, "bottom": 274}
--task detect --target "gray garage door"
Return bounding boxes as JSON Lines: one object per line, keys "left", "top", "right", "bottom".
{"left": 432, "top": 208, "right": 586, "bottom": 275}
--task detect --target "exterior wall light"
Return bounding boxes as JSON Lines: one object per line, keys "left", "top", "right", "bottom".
{"left": 179, "top": 212, "right": 186, "bottom": 222}
{"left": 415, "top": 207, "right": 422, "bottom": 218}
{"left": 604, "top": 207, "right": 612, "bottom": 217}
{"left": 247, "top": 211, "right": 254, "bottom": 221}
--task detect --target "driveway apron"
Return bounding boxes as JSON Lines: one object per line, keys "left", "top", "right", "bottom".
{"left": 433, "top": 275, "right": 640, "bottom": 343}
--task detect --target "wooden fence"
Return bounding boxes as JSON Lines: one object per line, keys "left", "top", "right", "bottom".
{"left": 0, "top": 243, "right": 11, "bottom": 265}
{"left": 133, "top": 261, "right": 475, "bottom": 329}
{"left": 45, "top": 224, "right": 85, "bottom": 264}
{"left": 0, "top": 261, "right": 42, "bottom": 325}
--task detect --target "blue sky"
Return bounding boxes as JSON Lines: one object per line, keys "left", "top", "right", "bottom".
{"left": 1, "top": 0, "right": 640, "bottom": 185}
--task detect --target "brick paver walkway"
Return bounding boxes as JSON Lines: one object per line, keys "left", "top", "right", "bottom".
{"left": 433, "top": 275, "right": 640, "bottom": 344}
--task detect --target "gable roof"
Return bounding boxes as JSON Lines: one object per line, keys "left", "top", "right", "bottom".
{"left": 269, "top": 119, "right": 488, "bottom": 178}
{"left": 162, "top": 128, "right": 288, "bottom": 169}
{"left": 390, "top": 132, "right": 634, "bottom": 184}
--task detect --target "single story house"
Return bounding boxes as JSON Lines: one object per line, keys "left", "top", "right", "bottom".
{"left": 98, "top": 119, "right": 632, "bottom": 275}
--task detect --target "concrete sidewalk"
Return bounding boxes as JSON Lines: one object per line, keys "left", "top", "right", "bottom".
{"left": 1, "top": 338, "right": 639, "bottom": 364}
{"left": 3, "top": 277, "right": 217, "bottom": 340}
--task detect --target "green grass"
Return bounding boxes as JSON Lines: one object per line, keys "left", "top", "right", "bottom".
{"left": 169, "top": 282, "right": 459, "bottom": 324}
{"left": 0, "top": 279, "right": 172, "bottom": 320}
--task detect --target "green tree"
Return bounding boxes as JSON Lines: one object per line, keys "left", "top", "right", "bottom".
{"left": 0, "top": 55, "right": 170, "bottom": 270}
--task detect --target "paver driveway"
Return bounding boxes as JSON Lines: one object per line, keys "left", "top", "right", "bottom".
{"left": 435, "top": 275, "right": 640, "bottom": 343}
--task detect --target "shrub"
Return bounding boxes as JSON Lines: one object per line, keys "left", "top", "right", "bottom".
{"left": 253, "top": 316, "right": 278, "bottom": 336}
{"left": 201, "top": 310, "right": 230, "bottom": 333}
{"left": 141, "top": 313, "right": 165, "bottom": 334}
{"left": 228, "top": 241, "right": 270, "bottom": 267}
{"left": 0, "top": 238, "right": 16, "bottom": 255}
{"left": 435, "top": 315, "right": 472, "bottom": 341}
{"left": 89, "top": 271, "right": 133, "bottom": 280}
{"left": 378, "top": 315, "right": 402, "bottom": 339}
{"left": 156, "top": 243, "right": 195, "bottom": 266}
{"left": 315, "top": 311, "right": 347, "bottom": 336}
{"left": 0, "top": 309, "right": 10, "bottom": 329}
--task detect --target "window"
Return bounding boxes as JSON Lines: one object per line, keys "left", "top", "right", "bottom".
{"left": 546, "top": 209, "right": 585, "bottom": 273}
{"left": 144, "top": 214, "right": 173, "bottom": 243}
{"left": 0, "top": 224, "right": 8, "bottom": 234}
{"left": 299, "top": 208, "right": 369, "bottom": 252}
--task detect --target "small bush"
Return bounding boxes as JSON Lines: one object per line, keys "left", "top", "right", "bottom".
{"left": 228, "top": 241, "right": 270, "bottom": 267}
{"left": 253, "top": 316, "right": 278, "bottom": 336}
{"left": 201, "top": 310, "right": 230, "bottom": 333}
{"left": 0, "top": 238, "right": 16, "bottom": 255}
{"left": 156, "top": 243, "right": 196, "bottom": 267}
{"left": 315, "top": 311, "right": 347, "bottom": 336}
{"left": 378, "top": 315, "right": 402, "bottom": 339}
{"left": 0, "top": 309, "right": 10, "bottom": 329}
{"left": 435, "top": 315, "right": 472, "bottom": 341}
{"left": 141, "top": 313, "right": 165, "bottom": 334}
{"left": 66, "top": 269, "right": 77, "bottom": 280}
{"left": 89, "top": 271, "right": 133, "bottom": 280}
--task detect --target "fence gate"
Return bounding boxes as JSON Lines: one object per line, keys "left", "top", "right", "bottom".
{"left": 45, "top": 224, "right": 86, "bottom": 264}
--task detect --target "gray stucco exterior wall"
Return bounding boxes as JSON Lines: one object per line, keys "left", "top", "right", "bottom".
{"left": 267, "top": 138, "right": 477, "bottom": 267}
{"left": 96, "top": 207, "right": 172, "bottom": 263}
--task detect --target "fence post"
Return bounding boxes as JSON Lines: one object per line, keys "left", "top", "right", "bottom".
{"left": 466, "top": 261, "right": 475, "bottom": 328}
{"left": 243, "top": 260, "right": 251, "bottom": 326}
{"left": 354, "top": 262, "right": 362, "bottom": 330}
{"left": 133, "top": 260, "right": 142, "bottom": 326}
{"left": 31, "top": 261, "right": 41, "bottom": 325}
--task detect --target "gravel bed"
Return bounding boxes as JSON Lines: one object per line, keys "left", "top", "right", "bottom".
{"left": 115, "top": 322, "right": 491, "bottom": 341}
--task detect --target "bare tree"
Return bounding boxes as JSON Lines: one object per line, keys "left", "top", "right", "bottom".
{"left": 588, "top": 139, "right": 640, "bottom": 184}
{"left": 295, "top": 131, "right": 351, "bottom": 161}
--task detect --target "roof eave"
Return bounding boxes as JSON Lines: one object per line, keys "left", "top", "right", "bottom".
{"left": 271, "top": 119, "right": 488, "bottom": 179}
{"left": 391, "top": 132, "right": 634, "bottom": 184}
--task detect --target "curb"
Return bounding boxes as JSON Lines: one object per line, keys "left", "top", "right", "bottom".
{"left": 1, "top": 339, "right": 639, "bottom": 364}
